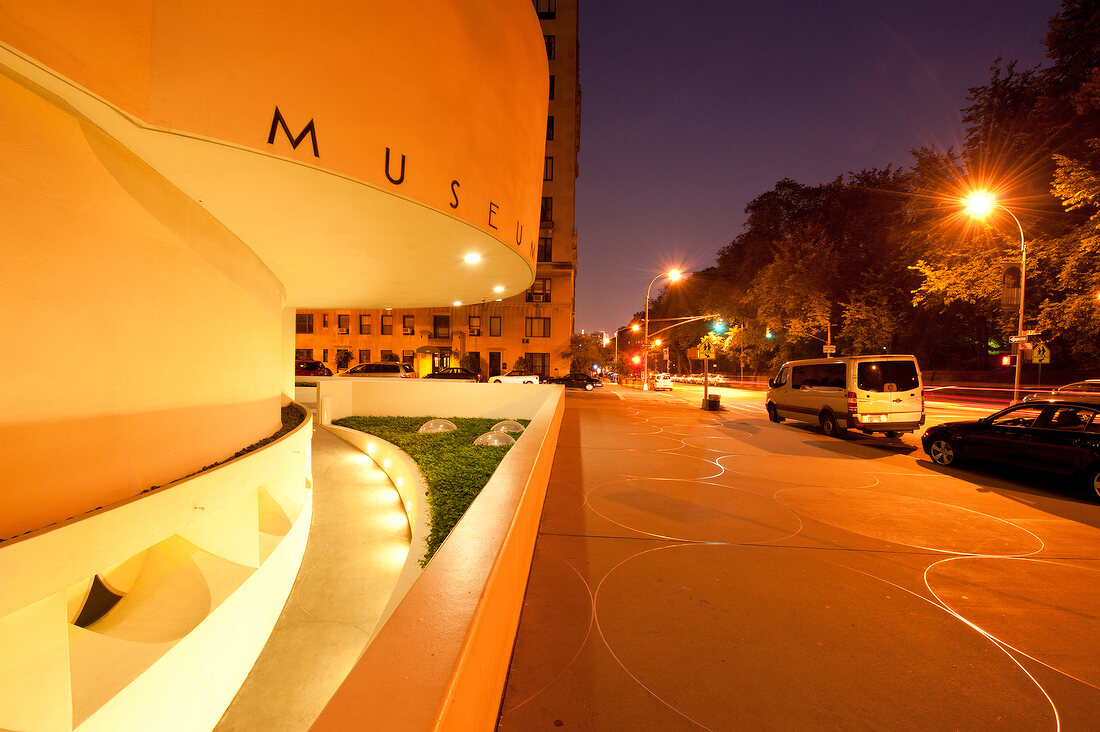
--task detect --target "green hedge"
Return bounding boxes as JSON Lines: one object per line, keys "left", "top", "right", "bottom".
{"left": 333, "top": 416, "right": 529, "bottom": 564}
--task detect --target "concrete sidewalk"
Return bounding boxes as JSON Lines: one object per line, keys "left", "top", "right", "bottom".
{"left": 499, "top": 386, "right": 1100, "bottom": 730}
{"left": 216, "top": 425, "right": 410, "bottom": 731}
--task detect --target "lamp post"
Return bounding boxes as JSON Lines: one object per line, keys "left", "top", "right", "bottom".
{"left": 643, "top": 269, "right": 681, "bottom": 390}
{"left": 964, "top": 191, "right": 1027, "bottom": 402}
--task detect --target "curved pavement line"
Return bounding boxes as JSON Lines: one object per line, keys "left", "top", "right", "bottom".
{"left": 831, "top": 560, "right": 1063, "bottom": 731}
{"left": 773, "top": 485, "right": 1046, "bottom": 558}
{"left": 924, "top": 556, "right": 1100, "bottom": 693}
{"left": 499, "top": 547, "right": 598, "bottom": 715}
{"left": 580, "top": 476, "right": 804, "bottom": 545}
{"left": 591, "top": 543, "right": 716, "bottom": 731}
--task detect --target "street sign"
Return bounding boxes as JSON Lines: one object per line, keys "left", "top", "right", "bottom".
{"left": 698, "top": 339, "right": 715, "bottom": 360}
{"left": 1009, "top": 335, "right": 1028, "bottom": 343}
{"left": 1032, "top": 343, "right": 1051, "bottom": 364}
{"left": 1024, "top": 329, "right": 1042, "bottom": 336}
{"left": 822, "top": 344, "right": 836, "bottom": 355}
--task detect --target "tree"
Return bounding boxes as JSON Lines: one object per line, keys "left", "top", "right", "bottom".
{"left": 562, "top": 333, "right": 611, "bottom": 373}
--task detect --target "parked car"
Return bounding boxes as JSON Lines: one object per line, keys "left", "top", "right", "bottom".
{"left": 1022, "top": 379, "right": 1100, "bottom": 402}
{"left": 488, "top": 370, "right": 540, "bottom": 384}
{"left": 922, "top": 397, "right": 1100, "bottom": 498}
{"left": 338, "top": 362, "right": 416, "bottom": 378}
{"left": 295, "top": 360, "right": 332, "bottom": 376}
{"left": 766, "top": 355, "right": 924, "bottom": 438}
{"left": 423, "top": 366, "right": 481, "bottom": 383}
{"left": 650, "top": 373, "right": 674, "bottom": 391}
{"left": 548, "top": 372, "right": 600, "bottom": 390}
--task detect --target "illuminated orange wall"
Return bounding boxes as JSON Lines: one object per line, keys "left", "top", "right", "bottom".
{"left": 0, "top": 68, "right": 283, "bottom": 540}
{"left": 0, "top": 0, "right": 547, "bottom": 264}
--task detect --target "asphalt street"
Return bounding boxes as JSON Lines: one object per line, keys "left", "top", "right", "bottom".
{"left": 499, "top": 384, "right": 1100, "bottom": 730}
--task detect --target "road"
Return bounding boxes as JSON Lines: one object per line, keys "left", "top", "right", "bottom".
{"left": 501, "top": 383, "right": 1100, "bottom": 730}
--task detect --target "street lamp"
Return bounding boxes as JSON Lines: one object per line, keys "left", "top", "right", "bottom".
{"left": 963, "top": 190, "right": 1027, "bottom": 402}
{"left": 643, "top": 269, "right": 682, "bottom": 390}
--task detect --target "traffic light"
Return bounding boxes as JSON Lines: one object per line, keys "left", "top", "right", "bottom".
{"left": 765, "top": 326, "right": 773, "bottom": 339}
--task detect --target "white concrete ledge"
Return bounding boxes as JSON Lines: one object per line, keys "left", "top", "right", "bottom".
{"left": 0, "top": 403, "right": 314, "bottom": 732}
{"left": 312, "top": 380, "right": 564, "bottom": 731}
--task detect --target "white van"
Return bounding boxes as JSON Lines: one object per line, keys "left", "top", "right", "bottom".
{"left": 765, "top": 355, "right": 924, "bottom": 438}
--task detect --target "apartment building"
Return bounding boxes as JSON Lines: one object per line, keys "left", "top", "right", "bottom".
{"left": 296, "top": 0, "right": 579, "bottom": 380}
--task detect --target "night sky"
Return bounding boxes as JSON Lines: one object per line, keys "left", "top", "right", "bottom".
{"left": 574, "top": 0, "right": 1063, "bottom": 334}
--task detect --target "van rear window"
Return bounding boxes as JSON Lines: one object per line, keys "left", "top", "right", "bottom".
{"left": 857, "top": 361, "right": 919, "bottom": 392}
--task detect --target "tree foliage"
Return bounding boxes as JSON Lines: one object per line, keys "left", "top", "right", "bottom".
{"left": 631, "top": 1, "right": 1100, "bottom": 374}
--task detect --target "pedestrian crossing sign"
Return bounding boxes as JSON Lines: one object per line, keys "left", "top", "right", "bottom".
{"left": 1031, "top": 342, "right": 1050, "bottom": 364}
{"left": 699, "top": 339, "right": 714, "bottom": 360}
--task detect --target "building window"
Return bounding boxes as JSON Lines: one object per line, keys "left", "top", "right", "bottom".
{"left": 402, "top": 314, "right": 415, "bottom": 335}
{"left": 549, "top": 75, "right": 555, "bottom": 101}
{"left": 338, "top": 314, "right": 350, "bottom": 333}
{"left": 295, "top": 348, "right": 312, "bottom": 360}
{"left": 526, "top": 352, "right": 550, "bottom": 379}
{"left": 381, "top": 349, "right": 396, "bottom": 362}
{"left": 402, "top": 350, "right": 415, "bottom": 367}
{"left": 468, "top": 315, "right": 482, "bottom": 336}
{"left": 537, "top": 237, "right": 552, "bottom": 262}
{"left": 381, "top": 314, "right": 393, "bottom": 335}
{"left": 358, "top": 349, "right": 370, "bottom": 363}
{"left": 546, "top": 116, "right": 554, "bottom": 141}
{"left": 544, "top": 35, "right": 555, "bottom": 59}
{"left": 544, "top": 156, "right": 553, "bottom": 181}
{"left": 533, "top": 0, "right": 556, "bottom": 20}
{"left": 525, "top": 317, "right": 551, "bottom": 338}
{"left": 434, "top": 315, "right": 451, "bottom": 338}
{"left": 322, "top": 314, "right": 329, "bottom": 328}
{"left": 527, "top": 279, "right": 551, "bottom": 303}
{"left": 540, "top": 197, "right": 552, "bottom": 224}
{"left": 322, "top": 349, "right": 329, "bottom": 362}
{"left": 295, "top": 313, "right": 314, "bottom": 334}
{"left": 359, "top": 314, "right": 371, "bottom": 334}
{"left": 490, "top": 316, "right": 502, "bottom": 337}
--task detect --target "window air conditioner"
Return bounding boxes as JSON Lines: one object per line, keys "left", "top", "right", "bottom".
{"left": 337, "top": 328, "right": 349, "bottom": 334}
{"left": 531, "top": 292, "right": 547, "bottom": 302}
{"left": 402, "top": 327, "right": 414, "bottom": 335}
{"left": 469, "top": 328, "right": 481, "bottom": 336}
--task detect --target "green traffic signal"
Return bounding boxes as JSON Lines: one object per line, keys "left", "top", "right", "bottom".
{"left": 712, "top": 320, "right": 726, "bottom": 333}
{"left": 765, "top": 327, "right": 773, "bottom": 339}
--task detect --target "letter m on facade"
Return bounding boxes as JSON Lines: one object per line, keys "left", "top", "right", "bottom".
{"left": 268, "top": 107, "right": 319, "bottom": 157}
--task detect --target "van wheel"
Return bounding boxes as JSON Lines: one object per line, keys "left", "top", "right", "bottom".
{"left": 820, "top": 411, "right": 845, "bottom": 438}
{"left": 884, "top": 431, "right": 899, "bottom": 439}
{"left": 767, "top": 403, "right": 783, "bottom": 423}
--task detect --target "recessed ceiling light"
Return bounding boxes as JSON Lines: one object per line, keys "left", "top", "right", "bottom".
{"left": 493, "top": 285, "right": 504, "bottom": 293}
{"left": 452, "top": 300, "right": 462, "bottom": 307}
{"left": 464, "top": 252, "right": 481, "bottom": 264}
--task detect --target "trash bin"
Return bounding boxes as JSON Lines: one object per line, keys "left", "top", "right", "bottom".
{"left": 703, "top": 394, "right": 721, "bottom": 411}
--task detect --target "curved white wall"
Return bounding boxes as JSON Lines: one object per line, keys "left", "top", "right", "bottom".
{"left": 0, "top": 68, "right": 285, "bottom": 540}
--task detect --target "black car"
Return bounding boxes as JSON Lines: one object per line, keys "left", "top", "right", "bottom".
{"left": 295, "top": 360, "right": 332, "bottom": 376}
{"left": 423, "top": 366, "right": 482, "bottom": 383}
{"left": 922, "top": 398, "right": 1100, "bottom": 498}
{"left": 548, "top": 372, "right": 601, "bottom": 390}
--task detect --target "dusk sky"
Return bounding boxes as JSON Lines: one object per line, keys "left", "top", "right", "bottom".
{"left": 574, "top": 0, "right": 1063, "bottom": 335}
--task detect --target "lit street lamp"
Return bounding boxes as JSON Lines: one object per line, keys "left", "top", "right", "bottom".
{"left": 643, "top": 269, "right": 682, "bottom": 390}
{"left": 963, "top": 191, "right": 1027, "bottom": 402}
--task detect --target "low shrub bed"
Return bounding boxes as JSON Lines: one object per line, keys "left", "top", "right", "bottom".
{"left": 333, "top": 416, "right": 529, "bottom": 563}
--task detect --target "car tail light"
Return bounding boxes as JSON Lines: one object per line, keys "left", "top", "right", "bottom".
{"left": 847, "top": 391, "right": 858, "bottom": 415}
{"left": 921, "top": 388, "right": 925, "bottom": 411}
